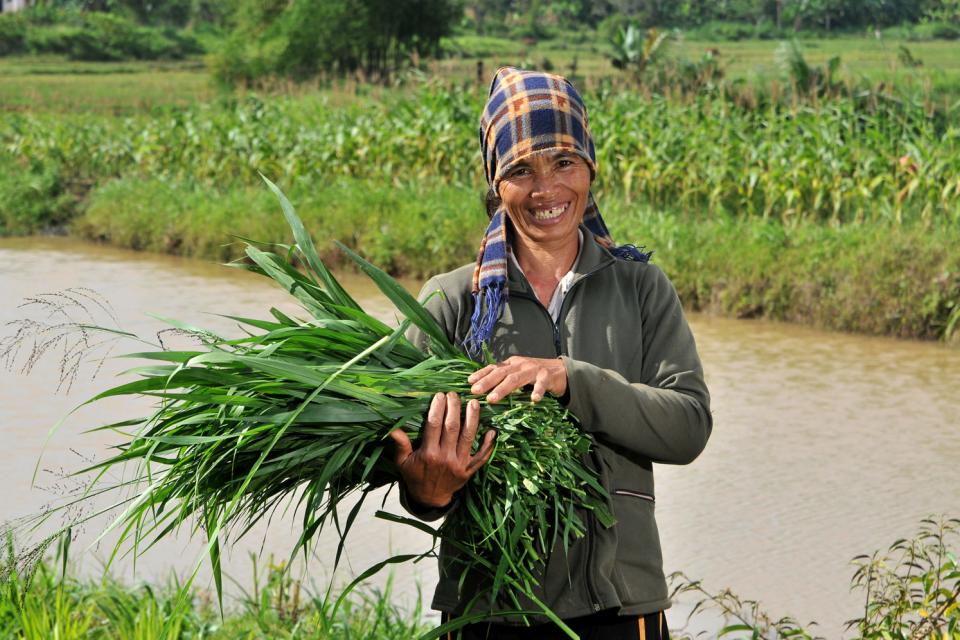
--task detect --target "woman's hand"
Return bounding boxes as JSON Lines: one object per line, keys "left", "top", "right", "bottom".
{"left": 468, "top": 356, "right": 568, "bottom": 404}
{"left": 390, "top": 392, "right": 497, "bottom": 509}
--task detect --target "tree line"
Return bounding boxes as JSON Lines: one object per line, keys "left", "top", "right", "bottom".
{"left": 470, "top": 0, "right": 959, "bottom": 32}
{"left": 6, "top": 0, "right": 959, "bottom": 79}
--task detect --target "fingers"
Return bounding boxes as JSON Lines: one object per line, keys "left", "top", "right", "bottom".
{"left": 439, "top": 392, "right": 461, "bottom": 449}
{"left": 422, "top": 392, "right": 445, "bottom": 450}
{"left": 486, "top": 371, "right": 526, "bottom": 404}
{"left": 456, "top": 398, "right": 480, "bottom": 460}
{"left": 469, "top": 357, "right": 565, "bottom": 404}
{"left": 469, "top": 363, "right": 510, "bottom": 398}
{"left": 467, "top": 429, "right": 497, "bottom": 473}
{"left": 467, "top": 362, "right": 501, "bottom": 385}
{"left": 531, "top": 368, "right": 550, "bottom": 403}
{"left": 389, "top": 428, "right": 413, "bottom": 466}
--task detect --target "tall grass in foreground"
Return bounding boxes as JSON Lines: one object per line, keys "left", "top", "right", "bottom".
{"left": 2, "top": 179, "right": 610, "bottom": 639}
{"left": 1, "top": 537, "right": 429, "bottom": 639}
{"left": 3, "top": 517, "right": 956, "bottom": 638}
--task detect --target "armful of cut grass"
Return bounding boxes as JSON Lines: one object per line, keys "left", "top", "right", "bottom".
{"left": 7, "top": 177, "right": 614, "bottom": 639}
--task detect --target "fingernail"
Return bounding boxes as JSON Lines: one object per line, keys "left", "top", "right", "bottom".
{"left": 470, "top": 399, "right": 479, "bottom": 409}
{"left": 471, "top": 385, "right": 480, "bottom": 394}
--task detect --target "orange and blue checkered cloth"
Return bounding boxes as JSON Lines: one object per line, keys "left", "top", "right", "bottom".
{"left": 467, "top": 67, "right": 650, "bottom": 358}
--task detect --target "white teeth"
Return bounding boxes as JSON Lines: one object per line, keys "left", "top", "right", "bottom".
{"left": 532, "top": 203, "right": 567, "bottom": 220}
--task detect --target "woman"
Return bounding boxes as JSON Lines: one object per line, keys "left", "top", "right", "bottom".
{"left": 390, "top": 67, "right": 712, "bottom": 640}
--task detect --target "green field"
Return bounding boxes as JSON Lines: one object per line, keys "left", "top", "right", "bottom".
{"left": 0, "top": 56, "right": 213, "bottom": 113}
{"left": 3, "top": 35, "right": 959, "bottom": 114}
{"left": 438, "top": 34, "right": 960, "bottom": 101}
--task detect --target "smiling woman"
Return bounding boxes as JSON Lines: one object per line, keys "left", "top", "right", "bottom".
{"left": 393, "top": 67, "right": 713, "bottom": 639}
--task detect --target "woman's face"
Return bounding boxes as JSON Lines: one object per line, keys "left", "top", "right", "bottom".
{"left": 498, "top": 150, "right": 591, "bottom": 250}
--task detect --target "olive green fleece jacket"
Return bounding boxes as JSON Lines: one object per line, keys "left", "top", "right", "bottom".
{"left": 404, "top": 226, "right": 712, "bottom": 620}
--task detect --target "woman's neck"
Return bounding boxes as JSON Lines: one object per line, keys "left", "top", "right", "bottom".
{"left": 512, "top": 232, "right": 580, "bottom": 293}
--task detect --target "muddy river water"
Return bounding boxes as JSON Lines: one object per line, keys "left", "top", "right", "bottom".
{"left": 1, "top": 237, "right": 958, "bottom": 636}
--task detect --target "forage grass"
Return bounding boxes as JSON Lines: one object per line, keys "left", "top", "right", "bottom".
{"left": 9, "top": 178, "right": 611, "bottom": 639}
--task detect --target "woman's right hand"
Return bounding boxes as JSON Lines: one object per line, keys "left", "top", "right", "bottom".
{"left": 390, "top": 392, "right": 497, "bottom": 508}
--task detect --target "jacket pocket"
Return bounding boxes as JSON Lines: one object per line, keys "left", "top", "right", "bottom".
{"left": 609, "top": 488, "right": 666, "bottom": 606}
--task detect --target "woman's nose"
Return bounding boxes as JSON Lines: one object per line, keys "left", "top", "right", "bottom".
{"left": 530, "top": 169, "right": 558, "bottom": 197}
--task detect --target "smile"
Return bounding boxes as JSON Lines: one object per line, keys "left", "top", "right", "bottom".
{"left": 530, "top": 202, "right": 569, "bottom": 221}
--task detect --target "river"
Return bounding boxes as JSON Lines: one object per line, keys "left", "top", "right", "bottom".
{"left": 1, "top": 237, "right": 958, "bottom": 636}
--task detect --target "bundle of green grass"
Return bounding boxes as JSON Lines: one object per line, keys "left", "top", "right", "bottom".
{"left": 25, "top": 179, "right": 612, "bottom": 638}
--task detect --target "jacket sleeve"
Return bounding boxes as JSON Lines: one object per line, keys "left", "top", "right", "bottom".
{"left": 562, "top": 266, "right": 712, "bottom": 465}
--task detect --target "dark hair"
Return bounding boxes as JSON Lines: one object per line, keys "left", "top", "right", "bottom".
{"left": 484, "top": 188, "right": 501, "bottom": 219}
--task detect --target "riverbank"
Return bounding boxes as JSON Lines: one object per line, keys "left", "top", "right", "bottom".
{"left": 4, "top": 515, "right": 957, "bottom": 638}
{"left": 1, "top": 552, "right": 429, "bottom": 639}
{"left": 67, "top": 177, "right": 960, "bottom": 343}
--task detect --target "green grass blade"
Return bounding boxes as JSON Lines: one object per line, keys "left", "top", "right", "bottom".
{"left": 335, "top": 241, "right": 460, "bottom": 359}
{"left": 260, "top": 173, "right": 361, "bottom": 311}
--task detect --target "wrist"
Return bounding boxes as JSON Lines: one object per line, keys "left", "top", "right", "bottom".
{"left": 553, "top": 357, "right": 568, "bottom": 397}
{"left": 413, "top": 491, "right": 454, "bottom": 509}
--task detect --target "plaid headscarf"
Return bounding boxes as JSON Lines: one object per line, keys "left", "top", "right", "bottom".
{"left": 466, "top": 67, "right": 651, "bottom": 359}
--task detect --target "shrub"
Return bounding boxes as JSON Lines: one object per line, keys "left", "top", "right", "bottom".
{"left": 915, "top": 21, "right": 960, "bottom": 39}
{"left": 690, "top": 20, "right": 757, "bottom": 41}
{"left": 23, "top": 24, "right": 82, "bottom": 56}
{"left": 0, "top": 158, "right": 72, "bottom": 236}
{"left": 67, "top": 12, "right": 192, "bottom": 61}
{"left": 0, "top": 13, "right": 27, "bottom": 56}
{"left": 0, "top": 8, "right": 202, "bottom": 61}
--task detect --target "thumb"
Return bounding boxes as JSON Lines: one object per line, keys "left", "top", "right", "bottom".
{"left": 389, "top": 428, "right": 413, "bottom": 466}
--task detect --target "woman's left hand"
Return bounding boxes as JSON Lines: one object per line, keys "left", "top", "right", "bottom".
{"left": 468, "top": 356, "right": 568, "bottom": 404}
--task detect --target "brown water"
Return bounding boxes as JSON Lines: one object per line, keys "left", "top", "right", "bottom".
{"left": 1, "top": 237, "right": 958, "bottom": 635}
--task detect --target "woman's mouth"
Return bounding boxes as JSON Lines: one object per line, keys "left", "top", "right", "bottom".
{"left": 530, "top": 202, "right": 570, "bottom": 222}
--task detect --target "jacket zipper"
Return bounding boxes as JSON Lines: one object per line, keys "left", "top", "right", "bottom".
{"left": 613, "top": 489, "right": 655, "bottom": 502}
{"left": 514, "top": 262, "right": 611, "bottom": 613}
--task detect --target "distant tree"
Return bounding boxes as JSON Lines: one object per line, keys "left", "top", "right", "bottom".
{"left": 216, "top": 0, "right": 459, "bottom": 84}
{"left": 925, "top": 0, "right": 960, "bottom": 24}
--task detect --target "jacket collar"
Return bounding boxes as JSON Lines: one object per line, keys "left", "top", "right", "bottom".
{"left": 506, "top": 224, "right": 616, "bottom": 295}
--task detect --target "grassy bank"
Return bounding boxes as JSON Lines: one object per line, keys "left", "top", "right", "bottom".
{"left": 1, "top": 550, "right": 428, "bottom": 639}
{"left": 4, "top": 517, "right": 957, "bottom": 638}
{"left": 72, "top": 177, "right": 960, "bottom": 343}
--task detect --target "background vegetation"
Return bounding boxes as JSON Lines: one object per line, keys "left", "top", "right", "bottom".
{"left": 1, "top": 2, "right": 959, "bottom": 345}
